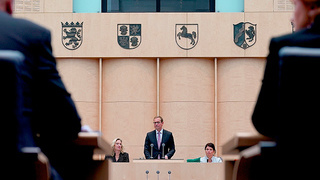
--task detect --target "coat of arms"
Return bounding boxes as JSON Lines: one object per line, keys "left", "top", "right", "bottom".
{"left": 117, "top": 24, "right": 141, "bottom": 49}
{"left": 175, "top": 24, "right": 198, "bottom": 50}
{"left": 61, "top": 22, "right": 83, "bottom": 50}
{"left": 233, "top": 22, "right": 257, "bottom": 49}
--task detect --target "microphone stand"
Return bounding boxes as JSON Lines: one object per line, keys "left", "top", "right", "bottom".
{"left": 146, "top": 170, "right": 149, "bottom": 180}
{"left": 150, "top": 144, "right": 154, "bottom": 159}
{"left": 162, "top": 143, "right": 165, "bottom": 159}
{"left": 156, "top": 170, "right": 160, "bottom": 180}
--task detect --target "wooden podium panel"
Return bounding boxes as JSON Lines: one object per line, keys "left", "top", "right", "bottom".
{"left": 222, "top": 133, "right": 275, "bottom": 180}
{"left": 74, "top": 132, "right": 112, "bottom": 155}
{"left": 222, "top": 133, "right": 272, "bottom": 155}
{"left": 132, "top": 159, "right": 184, "bottom": 163}
{"left": 73, "top": 132, "right": 112, "bottom": 180}
{"left": 108, "top": 160, "right": 224, "bottom": 180}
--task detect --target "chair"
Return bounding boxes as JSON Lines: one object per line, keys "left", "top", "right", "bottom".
{"left": 186, "top": 157, "right": 201, "bottom": 162}
{"left": 277, "top": 46, "right": 320, "bottom": 179}
{"left": 0, "top": 50, "right": 50, "bottom": 180}
{"left": 0, "top": 50, "right": 25, "bottom": 153}
{"left": 278, "top": 46, "right": 320, "bottom": 145}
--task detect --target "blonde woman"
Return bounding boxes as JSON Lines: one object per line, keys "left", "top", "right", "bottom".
{"left": 106, "top": 138, "right": 129, "bottom": 162}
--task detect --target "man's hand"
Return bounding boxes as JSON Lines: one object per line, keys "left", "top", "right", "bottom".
{"left": 165, "top": 155, "right": 168, "bottom": 159}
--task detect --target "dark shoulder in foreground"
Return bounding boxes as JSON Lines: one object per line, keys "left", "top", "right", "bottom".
{"left": 0, "top": 12, "right": 50, "bottom": 37}
{"left": 271, "top": 27, "right": 320, "bottom": 49}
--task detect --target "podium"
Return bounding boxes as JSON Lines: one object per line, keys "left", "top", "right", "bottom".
{"left": 108, "top": 159, "right": 224, "bottom": 180}
{"left": 132, "top": 159, "right": 184, "bottom": 163}
{"left": 72, "top": 134, "right": 225, "bottom": 180}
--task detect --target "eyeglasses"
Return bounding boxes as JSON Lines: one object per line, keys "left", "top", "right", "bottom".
{"left": 153, "top": 121, "right": 162, "bottom": 124}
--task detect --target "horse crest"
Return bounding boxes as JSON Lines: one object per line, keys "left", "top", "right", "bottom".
{"left": 61, "top": 22, "right": 83, "bottom": 50}
{"left": 117, "top": 24, "right": 141, "bottom": 49}
{"left": 176, "top": 24, "right": 198, "bottom": 50}
{"left": 233, "top": 22, "right": 257, "bottom": 49}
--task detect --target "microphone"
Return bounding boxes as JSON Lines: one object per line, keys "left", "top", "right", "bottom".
{"left": 150, "top": 144, "right": 154, "bottom": 159}
{"left": 156, "top": 170, "right": 160, "bottom": 180}
{"left": 145, "top": 170, "right": 149, "bottom": 180}
{"left": 168, "top": 171, "right": 171, "bottom": 180}
{"left": 162, "top": 143, "right": 165, "bottom": 159}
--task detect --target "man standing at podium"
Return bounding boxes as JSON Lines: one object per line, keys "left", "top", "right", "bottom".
{"left": 144, "top": 116, "right": 175, "bottom": 159}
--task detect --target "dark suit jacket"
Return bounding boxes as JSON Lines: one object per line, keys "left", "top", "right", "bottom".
{"left": 0, "top": 11, "right": 81, "bottom": 178}
{"left": 144, "top": 129, "right": 175, "bottom": 159}
{"left": 106, "top": 152, "right": 130, "bottom": 162}
{"left": 252, "top": 16, "right": 320, "bottom": 140}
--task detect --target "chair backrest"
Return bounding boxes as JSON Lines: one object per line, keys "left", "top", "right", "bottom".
{"left": 0, "top": 50, "right": 25, "bottom": 153}
{"left": 186, "top": 157, "right": 201, "bottom": 163}
{"left": 0, "top": 51, "right": 50, "bottom": 179}
{"left": 278, "top": 46, "right": 320, "bottom": 145}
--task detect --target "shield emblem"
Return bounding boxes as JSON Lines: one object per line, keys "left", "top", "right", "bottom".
{"left": 233, "top": 22, "right": 257, "bottom": 49}
{"left": 176, "top": 24, "right": 198, "bottom": 50}
{"left": 61, "top": 22, "right": 83, "bottom": 50}
{"left": 117, "top": 24, "right": 141, "bottom": 49}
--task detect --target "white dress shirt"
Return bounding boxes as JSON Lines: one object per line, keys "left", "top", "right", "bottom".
{"left": 156, "top": 129, "right": 163, "bottom": 146}
{"left": 200, "top": 156, "right": 223, "bottom": 163}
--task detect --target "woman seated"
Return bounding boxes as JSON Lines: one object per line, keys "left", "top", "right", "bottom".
{"left": 200, "top": 143, "right": 222, "bottom": 163}
{"left": 106, "top": 138, "right": 129, "bottom": 162}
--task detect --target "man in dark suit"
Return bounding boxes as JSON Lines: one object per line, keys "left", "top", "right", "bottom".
{"left": 252, "top": 1, "right": 320, "bottom": 179}
{"left": 144, "top": 116, "right": 175, "bottom": 159}
{"left": 0, "top": 0, "right": 81, "bottom": 179}
{"left": 252, "top": 0, "right": 320, "bottom": 141}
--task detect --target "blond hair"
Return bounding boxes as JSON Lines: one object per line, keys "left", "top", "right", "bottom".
{"left": 111, "top": 138, "right": 124, "bottom": 156}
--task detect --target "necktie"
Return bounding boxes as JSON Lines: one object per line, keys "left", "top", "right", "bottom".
{"left": 157, "top": 132, "right": 161, "bottom": 149}
{"left": 157, "top": 131, "right": 161, "bottom": 159}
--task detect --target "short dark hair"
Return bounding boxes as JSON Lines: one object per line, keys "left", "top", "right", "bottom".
{"left": 303, "top": 0, "right": 320, "bottom": 6}
{"left": 153, "top": 116, "right": 163, "bottom": 122}
{"left": 205, "top": 143, "right": 216, "bottom": 151}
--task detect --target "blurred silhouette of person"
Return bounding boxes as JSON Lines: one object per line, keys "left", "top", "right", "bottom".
{"left": 0, "top": 0, "right": 81, "bottom": 179}
{"left": 252, "top": 1, "right": 320, "bottom": 179}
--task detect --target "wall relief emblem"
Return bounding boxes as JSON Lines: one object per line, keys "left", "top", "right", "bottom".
{"left": 175, "top": 24, "right": 198, "bottom": 50}
{"left": 61, "top": 22, "right": 83, "bottom": 50}
{"left": 233, "top": 22, "right": 257, "bottom": 49}
{"left": 117, "top": 24, "right": 141, "bottom": 49}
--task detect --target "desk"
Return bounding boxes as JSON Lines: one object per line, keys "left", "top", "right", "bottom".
{"left": 108, "top": 160, "right": 224, "bottom": 180}
{"left": 222, "top": 133, "right": 274, "bottom": 180}
{"left": 75, "top": 132, "right": 112, "bottom": 155}
{"left": 73, "top": 132, "right": 111, "bottom": 180}
{"left": 222, "top": 133, "right": 272, "bottom": 155}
